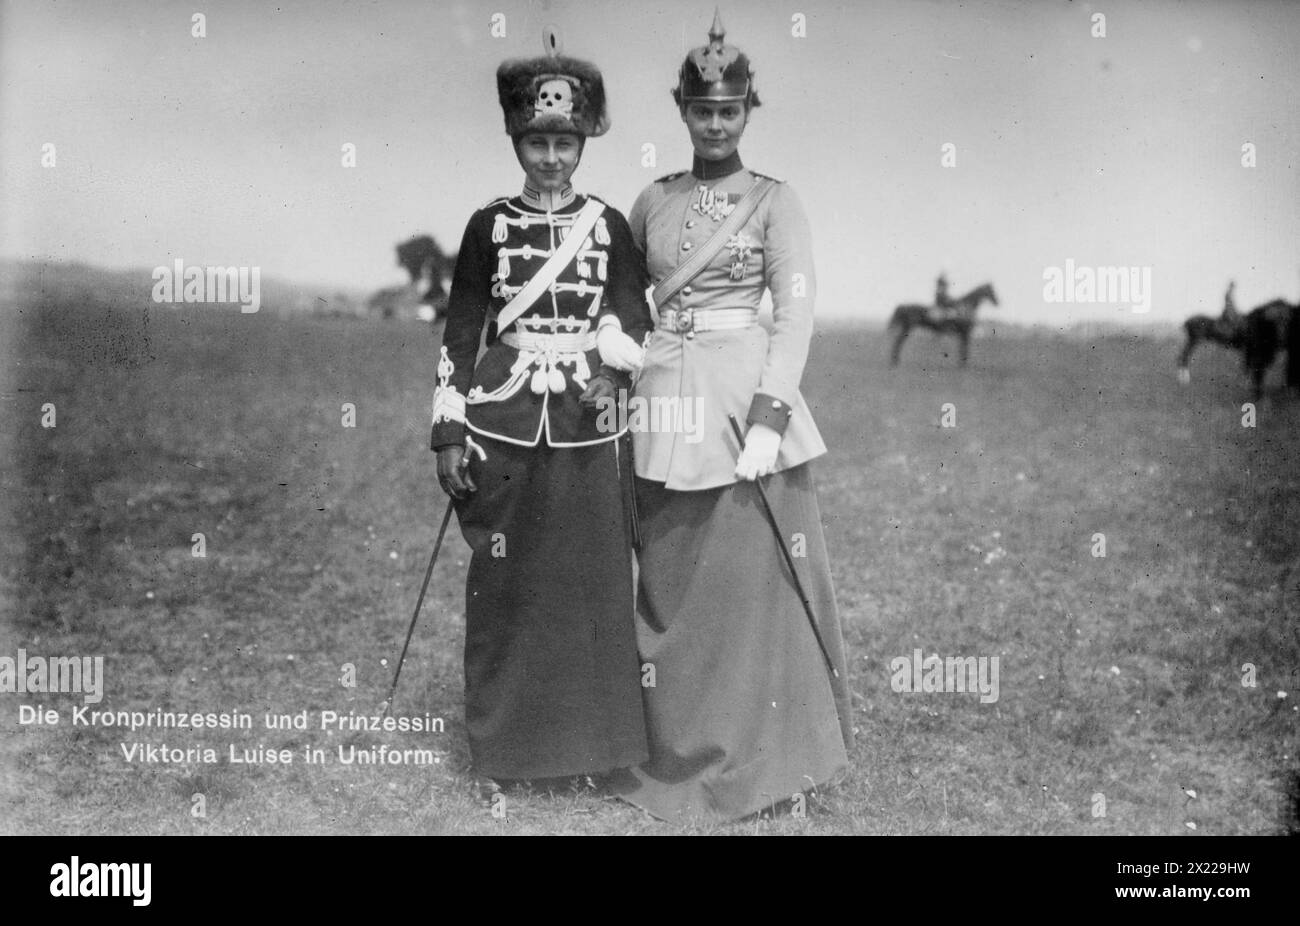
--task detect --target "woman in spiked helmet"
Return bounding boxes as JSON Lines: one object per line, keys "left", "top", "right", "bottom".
{"left": 430, "top": 30, "right": 651, "bottom": 790}
{"left": 607, "top": 12, "right": 854, "bottom": 821}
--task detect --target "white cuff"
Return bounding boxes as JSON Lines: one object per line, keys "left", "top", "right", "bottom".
{"left": 432, "top": 387, "right": 466, "bottom": 425}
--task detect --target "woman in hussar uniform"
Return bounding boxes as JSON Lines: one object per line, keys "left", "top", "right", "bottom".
{"left": 430, "top": 34, "right": 651, "bottom": 786}
{"left": 610, "top": 14, "right": 854, "bottom": 821}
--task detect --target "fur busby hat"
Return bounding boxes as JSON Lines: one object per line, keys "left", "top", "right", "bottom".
{"left": 497, "top": 29, "right": 610, "bottom": 138}
{"left": 674, "top": 10, "right": 761, "bottom": 109}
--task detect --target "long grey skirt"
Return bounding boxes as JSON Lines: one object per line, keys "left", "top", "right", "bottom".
{"left": 613, "top": 463, "right": 853, "bottom": 821}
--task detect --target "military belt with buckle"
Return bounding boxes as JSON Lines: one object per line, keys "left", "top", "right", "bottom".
{"left": 501, "top": 330, "right": 596, "bottom": 353}
{"left": 658, "top": 308, "right": 758, "bottom": 338}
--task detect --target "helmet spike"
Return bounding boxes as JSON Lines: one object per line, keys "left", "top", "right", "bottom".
{"left": 675, "top": 9, "right": 756, "bottom": 106}
{"left": 708, "top": 8, "right": 725, "bottom": 45}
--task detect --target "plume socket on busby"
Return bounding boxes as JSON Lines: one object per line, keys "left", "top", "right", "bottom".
{"left": 674, "top": 10, "right": 760, "bottom": 108}
{"left": 497, "top": 28, "right": 609, "bottom": 138}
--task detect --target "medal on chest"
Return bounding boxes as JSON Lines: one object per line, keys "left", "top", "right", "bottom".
{"left": 726, "top": 232, "right": 756, "bottom": 280}
{"left": 692, "top": 184, "right": 735, "bottom": 222}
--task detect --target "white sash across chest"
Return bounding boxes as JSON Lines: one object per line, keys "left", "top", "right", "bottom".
{"left": 494, "top": 199, "right": 606, "bottom": 334}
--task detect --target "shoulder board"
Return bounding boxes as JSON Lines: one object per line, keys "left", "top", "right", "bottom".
{"left": 749, "top": 170, "right": 785, "bottom": 183}
{"left": 655, "top": 170, "right": 688, "bottom": 183}
{"left": 584, "top": 193, "right": 608, "bottom": 205}
{"left": 478, "top": 195, "right": 511, "bottom": 209}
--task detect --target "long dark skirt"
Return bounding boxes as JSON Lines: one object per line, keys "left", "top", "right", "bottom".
{"left": 613, "top": 463, "right": 854, "bottom": 821}
{"left": 453, "top": 436, "right": 648, "bottom": 780}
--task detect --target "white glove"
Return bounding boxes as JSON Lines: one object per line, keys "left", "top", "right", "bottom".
{"left": 734, "top": 422, "right": 781, "bottom": 481}
{"left": 596, "top": 317, "right": 645, "bottom": 373}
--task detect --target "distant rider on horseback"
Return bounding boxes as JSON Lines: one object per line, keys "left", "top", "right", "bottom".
{"left": 1222, "top": 280, "right": 1238, "bottom": 322}
{"left": 934, "top": 274, "right": 957, "bottom": 319}
{"left": 889, "top": 277, "right": 999, "bottom": 367}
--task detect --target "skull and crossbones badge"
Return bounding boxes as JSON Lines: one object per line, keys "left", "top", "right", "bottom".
{"left": 726, "top": 232, "right": 755, "bottom": 280}
{"left": 534, "top": 78, "right": 574, "bottom": 119}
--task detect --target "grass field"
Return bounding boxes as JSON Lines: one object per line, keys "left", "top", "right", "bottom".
{"left": 2, "top": 291, "right": 1297, "bottom": 835}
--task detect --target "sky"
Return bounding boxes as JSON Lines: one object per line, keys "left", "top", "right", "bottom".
{"left": 1, "top": 0, "right": 1297, "bottom": 324}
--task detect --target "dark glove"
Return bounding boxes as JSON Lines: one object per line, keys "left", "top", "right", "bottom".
{"left": 436, "top": 445, "right": 477, "bottom": 499}
{"left": 579, "top": 373, "right": 619, "bottom": 409}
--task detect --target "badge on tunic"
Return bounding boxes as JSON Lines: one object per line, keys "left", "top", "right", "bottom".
{"left": 726, "top": 232, "right": 755, "bottom": 280}
{"left": 692, "top": 185, "right": 735, "bottom": 222}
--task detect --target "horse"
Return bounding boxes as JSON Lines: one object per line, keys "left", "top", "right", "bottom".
{"left": 888, "top": 282, "right": 999, "bottom": 367}
{"left": 1241, "top": 299, "right": 1299, "bottom": 400}
{"left": 1176, "top": 312, "right": 1246, "bottom": 384}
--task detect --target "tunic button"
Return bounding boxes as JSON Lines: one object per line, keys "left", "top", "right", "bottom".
{"left": 681, "top": 241, "right": 692, "bottom": 251}
{"left": 682, "top": 286, "right": 693, "bottom": 296}
{"left": 772, "top": 400, "right": 782, "bottom": 408}
{"left": 686, "top": 220, "right": 697, "bottom": 229}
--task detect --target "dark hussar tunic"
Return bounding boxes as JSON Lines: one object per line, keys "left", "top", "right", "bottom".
{"left": 431, "top": 187, "right": 652, "bottom": 779}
